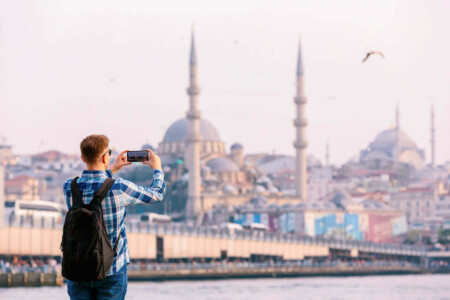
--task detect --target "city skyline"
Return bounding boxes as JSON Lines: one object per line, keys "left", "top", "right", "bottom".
{"left": 0, "top": 0, "right": 449, "bottom": 166}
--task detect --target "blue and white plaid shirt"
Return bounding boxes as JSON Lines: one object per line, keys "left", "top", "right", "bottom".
{"left": 63, "top": 168, "right": 166, "bottom": 276}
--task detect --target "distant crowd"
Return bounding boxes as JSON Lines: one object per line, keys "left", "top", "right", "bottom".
{"left": 0, "top": 257, "right": 60, "bottom": 274}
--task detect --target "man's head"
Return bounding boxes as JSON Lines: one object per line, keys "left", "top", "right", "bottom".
{"left": 80, "top": 134, "right": 110, "bottom": 170}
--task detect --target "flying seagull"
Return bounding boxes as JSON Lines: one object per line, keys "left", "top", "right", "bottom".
{"left": 362, "top": 51, "right": 385, "bottom": 63}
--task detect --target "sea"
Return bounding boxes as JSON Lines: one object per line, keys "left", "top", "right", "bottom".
{"left": 1, "top": 274, "right": 449, "bottom": 300}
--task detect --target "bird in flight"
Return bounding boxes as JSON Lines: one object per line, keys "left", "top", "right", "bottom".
{"left": 362, "top": 51, "right": 385, "bottom": 63}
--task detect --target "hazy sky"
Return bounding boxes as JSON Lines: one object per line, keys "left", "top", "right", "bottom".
{"left": 0, "top": 0, "right": 449, "bottom": 165}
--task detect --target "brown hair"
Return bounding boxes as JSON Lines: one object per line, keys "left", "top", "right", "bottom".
{"left": 80, "top": 134, "right": 109, "bottom": 164}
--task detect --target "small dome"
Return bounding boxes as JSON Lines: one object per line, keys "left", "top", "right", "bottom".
{"left": 253, "top": 185, "right": 266, "bottom": 194}
{"left": 256, "top": 175, "right": 272, "bottom": 184}
{"left": 231, "top": 143, "right": 243, "bottom": 150}
{"left": 268, "top": 186, "right": 279, "bottom": 194}
{"left": 206, "top": 157, "right": 240, "bottom": 172}
{"left": 282, "top": 203, "right": 294, "bottom": 209}
{"left": 223, "top": 184, "right": 237, "bottom": 194}
{"left": 163, "top": 118, "right": 221, "bottom": 142}
{"left": 307, "top": 154, "right": 322, "bottom": 167}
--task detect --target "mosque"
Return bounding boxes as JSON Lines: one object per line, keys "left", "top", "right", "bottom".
{"left": 152, "top": 30, "right": 308, "bottom": 221}
{"left": 359, "top": 105, "right": 427, "bottom": 170}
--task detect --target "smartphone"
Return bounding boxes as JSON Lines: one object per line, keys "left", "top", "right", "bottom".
{"left": 126, "top": 150, "right": 149, "bottom": 162}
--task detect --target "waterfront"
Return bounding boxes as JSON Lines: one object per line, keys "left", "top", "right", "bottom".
{"left": 1, "top": 274, "right": 449, "bottom": 300}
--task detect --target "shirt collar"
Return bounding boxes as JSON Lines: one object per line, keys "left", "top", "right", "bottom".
{"left": 81, "top": 170, "right": 109, "bottom": 178}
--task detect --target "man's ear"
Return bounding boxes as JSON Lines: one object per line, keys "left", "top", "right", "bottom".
{"left": 81, "top": 155, "right": 86, "bottom": 163}
{"left": 102, "top": 154, "right": 107, "bottom": 164}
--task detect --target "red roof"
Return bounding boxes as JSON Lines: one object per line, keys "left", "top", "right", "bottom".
{"left": 401, "top": 187, "right": 433, "bottom": 193}
{"left": 370, "top": 170, "right": 396, "bottom": 176}
{"left": 32, "top": 150, "right": 69, "bottom": 160}
{"left": 5, "top": 175, "right": 37, "bottom": 187}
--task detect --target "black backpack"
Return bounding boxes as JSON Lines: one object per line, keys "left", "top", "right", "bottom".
{"left": 61, "top": 177, "right": 120, "bottom": 281}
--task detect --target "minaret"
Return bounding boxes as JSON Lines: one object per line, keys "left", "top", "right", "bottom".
{"left": 293, "top": 39, "right": 308, "bottom": 200}
{"left": 325, "top": 141, "right": 330, "bottom": 167}
{"left": 431, "top": 104, "right": 436, "bottom": 169}
{"left": 394, "top": 103, "right": 400, "bottom": 167}
{"left": 185, "top": 28, "right": 203, "bottom": 220}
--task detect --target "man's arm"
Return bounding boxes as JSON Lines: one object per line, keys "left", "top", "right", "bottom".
{"left": 118, "top": 169, "right": 166, "bottom": 206}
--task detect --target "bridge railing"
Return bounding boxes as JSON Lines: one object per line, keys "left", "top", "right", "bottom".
{"left": 129, "top": 223, "right": 427, "bottom": 256}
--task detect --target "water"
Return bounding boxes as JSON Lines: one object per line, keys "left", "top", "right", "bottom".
{"left": 1, "top": 274, "right": 449, "bottom": 300}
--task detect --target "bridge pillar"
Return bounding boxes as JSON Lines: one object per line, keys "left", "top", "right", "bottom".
{"left": 420, "top": 255, "right": 429, "bottom": 268}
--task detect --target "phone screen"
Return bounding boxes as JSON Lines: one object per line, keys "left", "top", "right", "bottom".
{"left": 127, "top": 150, "right": 149, "bottom": 162}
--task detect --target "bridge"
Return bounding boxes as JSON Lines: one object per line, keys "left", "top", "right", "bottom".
{"left": 0, "top": 223, "right": 427, "bottom": 262}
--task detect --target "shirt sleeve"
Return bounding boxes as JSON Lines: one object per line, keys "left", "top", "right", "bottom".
{"left": 118, "top": 169, "right": 166, "bottom": 206}
{"left": 63, "top": 179, "right": 73, "bottom": 209}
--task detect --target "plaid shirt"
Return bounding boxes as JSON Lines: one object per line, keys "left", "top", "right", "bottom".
{"left": 63, "top": 168, "right": 166, "bottom": 276}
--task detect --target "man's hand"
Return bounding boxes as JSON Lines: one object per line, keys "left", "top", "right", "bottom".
{"left": 110, "top": 150, "right": 132, "bottom": 174}
{"left": 142, "top": 149, "right": 162, "bottom": 171}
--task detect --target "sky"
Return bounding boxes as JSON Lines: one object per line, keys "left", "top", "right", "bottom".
{"left": 0, "top": 0, "right": 449, "bottom": 166}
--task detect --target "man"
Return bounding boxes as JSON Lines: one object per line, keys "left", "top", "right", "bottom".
{"left": 63, "top": 134, "right": 166, "bottom": 299}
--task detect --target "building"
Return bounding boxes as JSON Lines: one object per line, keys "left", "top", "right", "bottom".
{"left": 5, "top": 175, "right": 44, "bottom": 201}
{"left": 390, "top": 187, "right": 436, "bottom": 224}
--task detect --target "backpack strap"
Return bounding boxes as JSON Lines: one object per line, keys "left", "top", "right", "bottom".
{"left": 70, "top": 177, "right": 84, "bottom": 208}
{"left": 91, "top": 178, "right": 121, "bottom": 251}
{"left": 90, "top": 178, "right": 115, "bottom": 207}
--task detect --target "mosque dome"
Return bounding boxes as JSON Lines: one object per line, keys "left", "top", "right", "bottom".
{"left": 163, "top": 117, "right": 221, "bottom": 142}
{"left": 372, "top": 129, "right": 415, "bottom": 149}
{"left": 231, "top": 143, "right": 243, "bottom": 150}
{"left": 206, "top": 157, "right": 240, "bottom": 172}
{"left": 360, "top": 127, "right": 425, "bottom": 169}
